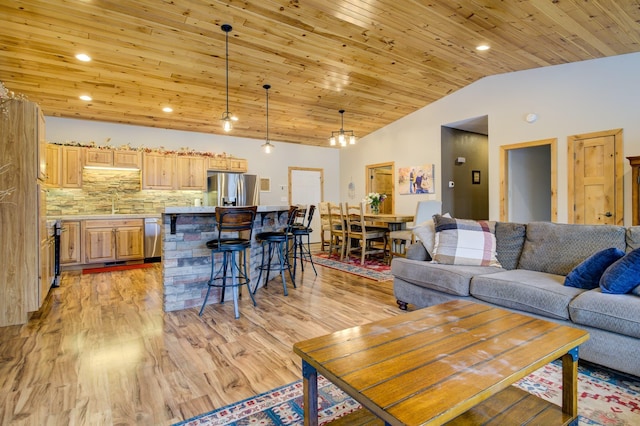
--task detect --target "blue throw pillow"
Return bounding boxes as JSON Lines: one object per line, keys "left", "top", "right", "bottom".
{"left": 564, "top": 247, "right": 625, "bottom": 289}
{"left": 600, "top": 248, "right": 640, "bottom": 294}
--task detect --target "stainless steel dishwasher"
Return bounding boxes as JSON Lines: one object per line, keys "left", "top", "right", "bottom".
{"left": 144, "top": 217, "right": 162, "bottom": 262}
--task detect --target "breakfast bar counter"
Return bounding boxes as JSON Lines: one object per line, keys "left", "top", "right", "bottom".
{"left": 162, "top": 205, "right": 290, "bottom": 312}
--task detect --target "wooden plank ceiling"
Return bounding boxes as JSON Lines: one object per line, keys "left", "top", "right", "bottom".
{"left": 1, "top": 1, "right": 639, "bottom": 147}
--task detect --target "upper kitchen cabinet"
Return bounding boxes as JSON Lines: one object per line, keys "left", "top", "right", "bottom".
{"left": 45, "top": 144, "right": 61, "bottom": 187}
{"left": 177, "top": 155, "right": 206, "bottom": 190}
{"left": 0, "top": 99, "right": 45, "bottom": 326}
{"left": 208, "top": 157, "right": 228, "bottom": 171}
{"left": 61, "top": 146, "right": 83, "bottom": 188}
{"left": 227, "top": 158, "right": 248, "bottom": 172}
{"left": 142, "top": 152, "right": 175, "bottom": 189}
{"left": 113, "top": 150, "right": 142, "bottom": 169}
{"left": 84, "top": 148, "right": 113, "bottom": 167}
{"left": 85, "top": 148, "right": 141, "bottom": 169}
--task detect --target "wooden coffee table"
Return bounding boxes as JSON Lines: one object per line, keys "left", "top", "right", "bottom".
{"left": 293, "top": 300, "right": 589, "bottom": 426}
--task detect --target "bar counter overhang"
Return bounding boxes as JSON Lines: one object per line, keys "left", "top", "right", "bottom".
{"left": 162, "top": 206, "right": 290, "bottom": 312}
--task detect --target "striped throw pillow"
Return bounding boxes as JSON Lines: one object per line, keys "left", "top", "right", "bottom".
{"left": 432, "top": 215, "right": 501, "bottom": 267}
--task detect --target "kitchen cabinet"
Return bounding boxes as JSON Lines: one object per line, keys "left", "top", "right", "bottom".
{"left": 0, "top": 99, "right": 45, "bottom": 326}
{"left": 177, "top": 155, "right": 206, "bottom": 190}
{"left": 45, "top": 144, "right": 61, "bottom": 187}
{"left": 61, "top": 146, "right": 83, "bottom": 188}
{"left": 84, "top": 148, "right": 113, "bottom": 167}
{"left": 113, "top": 150, "right": 142, "bottom": 169}
{"left": 208, "top": 157, "right": 229, "bottom": 171}
{"left": 227, "top": 158, "right": 248, "bottom": 172}
{"left": 628, "top": 156, "right": 640, "bottom": 225}
{"left": 84, "top": 219, "right": 144, "bottom": 263}
{"left": 60, "top": 221, "right": 82, "bottom": 265}
{"left": 85, "top": 148, "right": 142, "bottom": 169}
{"left": 142, "top": 152, "right": 175, "bottom": 189}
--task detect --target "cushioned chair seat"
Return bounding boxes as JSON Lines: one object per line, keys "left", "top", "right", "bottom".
{"left": 390, "top": 259, "right": 502, "bottom": 296}
{"left": 470, "top": 269, "right": 586, "bottom": 320}
{"left": 569, "top": 289, "right": 640, "bottom": 338}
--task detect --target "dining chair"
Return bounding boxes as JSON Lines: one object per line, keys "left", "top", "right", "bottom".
{"left": 318, "top": 202, "right": 331, "bottom": 252}
{"left": 328, "top": 202, "right": 347, "bottom": 260}
{"left": 345, "top": 202, "right": 388, "bottom": 265}
{"left": 199, "top": 205, "right": 258, "bottom": 319}
{"left": 389, "top": 200, "right": 442, "bottom": 260}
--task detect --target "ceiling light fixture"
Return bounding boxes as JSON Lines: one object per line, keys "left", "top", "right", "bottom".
{"left": 75, "top": 53, "right": 91, "bottom": 62}
{"left": 220, "top": 24, "right": 237, "bottom": 132}
{"left": 329, "top": 109, "right": 356, "bottom": 147}
{"left": 162, "top": 106, "right": 173, "bottom": 113}
{"left": 79, "top": 95, "right": 92, "bottom": 101}
{"left": 476, "top": 44, "right": 490, "bottom": 51}
{"left": 261, "top": 84, "right": 275, "bottom": 154}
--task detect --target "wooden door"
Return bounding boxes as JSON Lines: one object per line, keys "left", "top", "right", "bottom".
{"left": 568, "top": 129, "right": 623, "bottom": 225}
{"left": 176, "top": 156, "right": 206, "bottom": 190}
{"left": 60, "top": 221, "right": 82, "bottom": 265}
{"left": 366, "top": 162, "right": 394, "bottom": 214}
{"left": 61, "top": 146, "right": 83, "bottom": 188}
{"left": 85, "top": 227, "right": 116, "bottom": 263}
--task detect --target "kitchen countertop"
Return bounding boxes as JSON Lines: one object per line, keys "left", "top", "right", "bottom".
{"left": 164, "top": 205, "right": 289, "bottom": 214}
{"left": 48, "top": 213, "right": 162, "bottom": 220}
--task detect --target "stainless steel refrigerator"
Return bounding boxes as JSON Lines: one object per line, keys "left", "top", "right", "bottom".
{"left": 206, "top": 172, "right": 260, "bottom": 206}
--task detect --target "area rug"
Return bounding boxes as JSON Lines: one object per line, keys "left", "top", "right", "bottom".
{"left": 311, "top": 252, "right": 392, "bottom": 281}
{"left": 174, "top": 361, "right": 640, "bottom": 425}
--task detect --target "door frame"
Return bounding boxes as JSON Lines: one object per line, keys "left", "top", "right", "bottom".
{"left": 499, "top": 138, "right": 557, "bottom": 222}
{"left": 366, "top": 161, "right": 395, "bottom": 214}
{"left": 567, "top": 128, "right": 624, "bottom": 225}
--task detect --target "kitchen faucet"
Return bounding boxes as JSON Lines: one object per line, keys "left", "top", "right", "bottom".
{"left": 111, "top": 190, "right": 119, "bottom": 214}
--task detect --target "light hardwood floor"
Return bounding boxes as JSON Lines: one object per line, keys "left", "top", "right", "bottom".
{"left": 0, "top": 255, "right": 403, "bottom": 425}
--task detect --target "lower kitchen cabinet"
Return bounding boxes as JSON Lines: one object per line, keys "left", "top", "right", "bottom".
{"left": 83, "top": 219, "right": 144, "bottom": 264}
{"left": 60, "top": 221, "right": 82, "bottom": 265}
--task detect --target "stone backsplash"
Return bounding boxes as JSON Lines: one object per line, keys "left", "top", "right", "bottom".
{"left": 46, "top": 169, "right": 203, "bottom": 216}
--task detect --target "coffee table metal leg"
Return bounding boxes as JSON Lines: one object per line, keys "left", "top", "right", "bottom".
{"left": 561, "top": 347, "right": 579, "bottom": 420}
{"left": 302, "top": 360, "right": 318, "bottom": 426}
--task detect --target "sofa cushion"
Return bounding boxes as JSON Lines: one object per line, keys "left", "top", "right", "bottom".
{"left": 390, "top": 258, "right": 502, "bottom": 296}
{"left": 412, "top": 213, "right": 450, "bottom": 257}
{"left": 564, "top": 247, "right": 625, "bottom": 289}
{"left": 495, "top": 222, "right": 526, "bottom": 270}
{"left": 470, "top": 270, "right": 585, "bottom": 320}
{"left": 432, "top": 215, "right": 501, "bottom": 267}
{"left": 600, "top": 248, "right": 640, "bottom": 294}
{"left": 569, "top": 288, "right": 640, "bottom": 338}
{"left": 517, "top": 222, "right": 627, "bottom": 276}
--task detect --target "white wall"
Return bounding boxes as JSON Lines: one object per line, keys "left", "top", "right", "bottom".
{"left": 45, "top": 118, "right": 341, "bottom": 206}
{"left": 341, "top": 52, "right": 640, "bottom": 225}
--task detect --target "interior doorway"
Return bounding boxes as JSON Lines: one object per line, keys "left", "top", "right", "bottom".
{"left": 289, "top": 167, "right": 324, "bottom": 242}
{"left": 366, "top": 162, "right": 394, "bottom": 214}
{"left": 499, "top": 138, "right": 557, "bottom": 222}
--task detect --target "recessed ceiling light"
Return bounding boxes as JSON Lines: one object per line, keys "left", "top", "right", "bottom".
{"left": 162, "top": 106, "right": 173, "bottom": 113}
{"left": 75, "top": 53, "right": 92, "bottom": 62}
{"left": 476, "top": 44, "right": 490, "bottom": 51}
{"left": 79, "top": 95, "right": 92, "bottom": 101}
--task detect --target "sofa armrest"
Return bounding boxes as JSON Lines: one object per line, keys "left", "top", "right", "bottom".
{"left": 407, "top": 242, "right": 430, "bottom": 261}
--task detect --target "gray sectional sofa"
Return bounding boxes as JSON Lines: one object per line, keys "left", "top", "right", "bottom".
{"left": 391, "top": 220, "right": 640, "bottom": 377}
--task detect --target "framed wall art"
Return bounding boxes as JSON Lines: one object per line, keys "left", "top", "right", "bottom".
{"left": 398, "top": 164, "right": 435, "bottom": 194}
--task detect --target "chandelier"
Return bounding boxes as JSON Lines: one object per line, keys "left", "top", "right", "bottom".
{"left": 220, "top": 24, "right": 237, "bottom": 132}
{"left": 329, "top": 109, "right": 356, "bottom": 147}
{"left": 261, "top": 84, "right": 275, "bottom": 154}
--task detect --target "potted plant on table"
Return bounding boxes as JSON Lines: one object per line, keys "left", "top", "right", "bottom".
{"left": 364, "top": 192, "right": 387, "bottom": 214}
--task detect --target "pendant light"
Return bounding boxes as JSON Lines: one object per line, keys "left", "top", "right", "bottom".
{"left": 261, "top": 84, "right": 275, "bottom": 154}
{"left": 329, "top": 109, "right": 356, "bottom": 147}
{"left": 220, "top": 24, "right": 237, "bottom": 132}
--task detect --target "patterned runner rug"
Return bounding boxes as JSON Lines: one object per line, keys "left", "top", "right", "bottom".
{"left": 311, "top": 252, "right": 392, "bottom": 281}
{"left": 174, "top": 360, "right": 640, "bottom": 425}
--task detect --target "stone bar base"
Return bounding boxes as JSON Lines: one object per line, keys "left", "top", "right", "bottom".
{"left": 162, "top": 206, "right": 290, "bottom": 312}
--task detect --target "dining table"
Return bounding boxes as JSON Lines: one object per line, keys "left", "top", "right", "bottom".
{"left": 363, "top": 213, "right": 414, "bottom": 231}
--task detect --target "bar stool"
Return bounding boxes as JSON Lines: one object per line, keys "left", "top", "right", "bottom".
{"left": 292, "top": 204, "right": 317, "bottom": 280}
{"left": 254, "top": 206, "right": 298, "bottom": 296}
{"left": 199, "top": 206, "right": 257, "bottom": 319}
